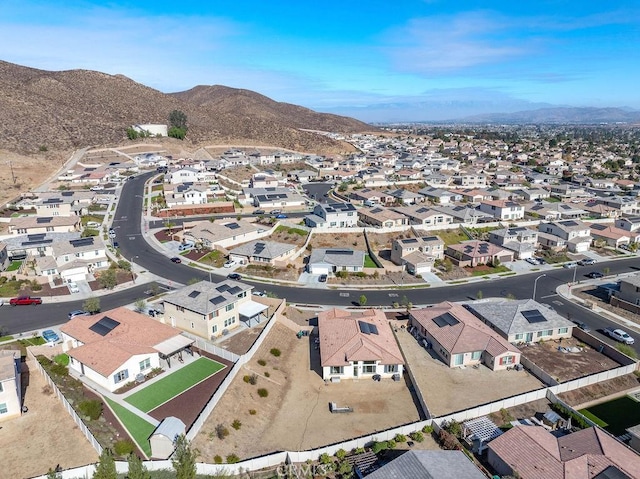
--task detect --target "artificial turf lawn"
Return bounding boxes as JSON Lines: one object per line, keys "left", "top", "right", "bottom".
{"left": 105, "top": 397, "right": 154, "bottom": 457}
{"left": 125, "top": 357, "right": 225, "bottom": 412}
{"left": 580, "top": 395, "right": 640, "bottom": 436}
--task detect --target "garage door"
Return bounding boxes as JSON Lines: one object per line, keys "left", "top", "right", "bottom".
{"left": 309, "top": 264, "right": 331, "bottom": 275}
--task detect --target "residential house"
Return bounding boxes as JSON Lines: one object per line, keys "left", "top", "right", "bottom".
{"left": 163, "top": 182, "right": 211, "bottom": 207}
{"left": 488, "top": 227, "right": 538, "bottom": 259}
{"left": 423, "top": 173, "right": 453, "bottom": 187}
{"left": 465, "top": 299, "right": 574, "bottom": 344}
{"left": 60, "top": 307, "right": 195, "bottom": 392}
{"left": 478, "top": 200, "right": 525, "bottom": 221}
{"left": 305, "top": 203, "right": 358, "bottom": 228}
{"left": 162, "top": 280, "right": 268, "bottom": 339}
{"left": 409, "top": 302, "right": 521, "bottom": 370}
{"left": 519, "top": 188, "right": 551, "bottom": 202}
{"left": 287, "top": 169, "right": 318, "bottom": 183}
{"left": 228, "top": 240, "right": 296, "bottom": 266}
{"left": 582, "top": 202, "right": 622, "bottom": 219}
{"left": 390, "top": 235, "right": 445, "bottom": 275}
{"left": 453, "top": 188, "right": 491, "bottom": 204}
{"left": 0, "top": 350, "right": 22, "bottom": 422}
{"left": 433, "top": 205, "right": 494, "bottom": 224}
{"left": 385, "top": 188, "right": 424, "bottom": 205}
{"left": 37, "top": 236, "right": 109, "bottom": 282}
{"left": 182, "top": 219, "right": 268, "bottom": 250}
{"left": 357, "top": 206, "right": 408, "bottom": 228}
{"left": 349, "top": 189, "right": 393, "bottom": 206}
{"left": 616, "top": 216, "right": 640, "bottom": 233}
{"left": 244, "top": 187, "right": 306, "bottom": 209}
{"left": 487, "top": 426, "right": 640, "bottom": 479}
{"left": 318, "top": 308, "right": 404, "bottom": 380}
{"left": 417, "top": 187, "right": 461, "bottom": 205}
{"left": 308, "top": 248, "right": 365, "bottom": 275}
{"left": 613, "top": 274, "right": 640, "bottom": 305}
{"left": 8, "top": 216, "right": 81, "bottom": 235}
{"left": 549, "top": 184, "right": 586, "bottom": 199}
{"left": 0, "top": 242, "right": 9, "bottom": 271}
{"left": 250, "top": 173, "right": 280, "bottom": 188}
{"left": 446, "top": 240, "right": 514, "bottom": 267}
{"left": 365, "top": 450, "right": 486, "bottom": 479}
{"left": 454, "top": 174, "right": 487, "bottom": 188}
{"left": 165, "top": 167, "right": 201, "bottom": 184}
{"left": 391, "top": 205, "right": 454, "bottom": 227}
{"left": 590, "top": 224, "right": 633, "bottom": 248}
{"left": 537, "top": 220, "right": 591, "bottom": 253}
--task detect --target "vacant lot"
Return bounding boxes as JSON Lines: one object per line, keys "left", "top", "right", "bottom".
{"left": 395, "top": 322, "right": 544, "bottom": 417}
{"left": 192, "top": 321, "right": 421, "bottom": 462}
{"left": 521, "top": 336, "right": 620, "bottom": 383}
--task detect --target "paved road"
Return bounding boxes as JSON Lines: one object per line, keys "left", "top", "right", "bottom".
{"left": 3, "top": 171, "right": 640, "bottom": 354}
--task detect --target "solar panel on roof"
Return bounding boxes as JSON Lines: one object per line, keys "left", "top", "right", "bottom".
{"left": 89, "top": 316, "right": 120, "bottom": 336}
{"left": 358, "top": 320, "right": 379, "bottom": 335}
{"left": 188, "top": 291, "right": 201, "bottom": 298}
{"left": 562, "top": 220, "right": 578, "bottom": 227}
{"left": 70, "top": 238, "right": 94, "bottom": 247}
{"left": 27, "top": 234, "right": 46, "bottom": 241}
{"left": 328, "top": 249, "right": 354, "bottom": 255}
{"left": 209, "top": 296, "right": 226, "bottom": 305}
{"left": 254, "top": 243, "right": 266, "bottom": 254}
{"left": 403, "top": 238, "right": 418, "bottom": 244}
{"left": 216, "top": 284, "right": 230, "bottom": 293}
{"left": 521, "top": 309, "right": 547, "bottom": 324}
{"left": 36, "top": 217, "right": 53, "bottom": 224}
{"left": 433, "top": 312, "right": 460, "bottom": 328}
{"left": 61, "top": 191, "right": 74, "bottom": 197}
{"left": 228, "top": 286, "right": 242, "bottom": 295}
{"left": 225, "top": 223, "right": 240, "bottom": 230}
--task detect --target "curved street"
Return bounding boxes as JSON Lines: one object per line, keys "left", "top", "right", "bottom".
{"left": 2, "top": 171, "right": 640, "bottom": 354}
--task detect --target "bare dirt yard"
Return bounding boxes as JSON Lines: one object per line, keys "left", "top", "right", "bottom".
{"left": 557, "top": 374, "right": 640, "bottom": 408}
{"left": 521, "top": 336, "right": 621, "bottom": 383}
{"left": 488, "top": 398, "right": 553, "bottom": 427}
{"left": 192, "top": 321, "right": 422, "bottom": 463}
{"left": 0, "top": 149, "right": 65, "bottom": 205}
{"left": 1, "top": 357, "right": 99, "bottom": 479}
{"left": 394, "top": 321, "right": 544, "bottom": 417}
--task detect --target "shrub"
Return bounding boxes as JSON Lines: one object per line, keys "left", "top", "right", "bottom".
{"left": 444, "top": 419, "right": 462, "bottom": 437}
{"left": 422, "top": 424, "right": 434, "bottom": 434}
{"left": 438, "top": 429, "right": 460, "bottom": 450}
{"left": 232, "top": 419, "right": 242, "bottom": 430}
{"left": 215, "top": 423, "right": 229, "bottom": 440}
{"left": 394, "top": 434, "right": 407, "bottom": 443}
{"left": 249, "top": 409, "right": 257, "bottom": 415}
{"left": 371, "top": 441, "right": 388, "bottom": 454}
{"left": 77, "top": 399, "right": 103, "bottom": 420}
{"left": 354, "top": 447, "right": 365, "bottom": 454}
{"left": 319, "top": 453, "right": 332, "bottom": 464}
{"left": 264, "top": 371, "right": 270, "bottom": 378}
{"left": 226, "top": 454, "right": 240, "bottom": 464}
{"left": 335, "top": 448, "right": 347, "bottom": 460}
{"left": 50, "top": 363, "right": 69, "bottom": 376}
{"left": 409, "top": 431, "right": 424, "bottom": 442}
{"left": 270, "top": 348, "right": 281, "bottom": 357}
{"left": 214, "top": 455, "right": 223, "bottom": 464}
{"left": 257, "top": 388, "right": 269, "bottom": 398}
{"left": 243, "top": 375, "right": 250, "bottom": 383}
{"left": 257, "top": 359, "right": 266, "bottom": 366}
{"left": 244, "top": 374, "right": 258, "bottom": 385}
{"left": 114, "top": 439, "right": 136, "bottom": 456}
{"left": 387, "top": 439, "right": 397, "bottom": 449}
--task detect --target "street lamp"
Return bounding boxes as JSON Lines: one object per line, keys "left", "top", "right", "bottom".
{"left": 533, "top": 274, "right": 546, "bottom": 301}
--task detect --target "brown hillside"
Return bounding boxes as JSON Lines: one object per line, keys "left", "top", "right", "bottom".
{"left": 0, "top": 60, "right": 374, "bottom": 154}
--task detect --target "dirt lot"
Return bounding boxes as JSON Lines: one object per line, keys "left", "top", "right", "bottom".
{"left": 521, "top": 336, "right": 621, "bottom": 383}
{"left": 0, "top": 149, "right": 64, "bottom": 206}
{"left": 216, "top": 322, "right": 269, "bottom": 356}
{"left": 1, "top": 357, "right": 99, "bottom": 479}
{"left": 192, "top": 321, "right": 422, "bottom": 462}
{"left": 394, "top": 321, "right": 544, "bottom": 417}
{"left": 558, "top": 374, "right": 640, "bottom": 408}
{"left": 487, "top": 398, "right": 553, "bottom": 427}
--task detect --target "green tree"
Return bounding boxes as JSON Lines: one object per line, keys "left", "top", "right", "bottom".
{"left": 168, "top": 127, "right": 187, "bottom": 140}
{"left": 99, "top": 269, "right": 117, "bottom": 290}
{"left": 83, "top": 297, "right": 101, "bottom": 314}
{"left": 134, "top": 299, "right": 147, "bottom": 313}
{"left": 93, "top": 449, "right": 117, "bottom": 479}
{"left": 172, "top": 435, "right": 199, "bottom": 479}
{"left": 126, "top": 127, "right": 139, "bottom": 140}
{"left": 359, "top": 294, "right": 367, "bottom": 306}
{"left": 118, "top": 259, "right": 132, "bottom": 271}
{"left": 126, "top": 453, "right": 151, "bottom": 479}
{"left": 169, "top": 110, "right": 188, "bottom": 130}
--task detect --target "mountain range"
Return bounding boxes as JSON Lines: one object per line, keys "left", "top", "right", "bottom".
{"left": 0, "top": 60, "right": 372, "bottom": 154}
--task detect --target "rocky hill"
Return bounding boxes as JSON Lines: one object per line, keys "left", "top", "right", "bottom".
{"left": 0, "top": 60, "right": 373, "bottom": 154}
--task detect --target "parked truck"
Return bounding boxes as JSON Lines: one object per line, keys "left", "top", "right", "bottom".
{"left": 603, "top": 327, "right": 635, "bottom": 345}
{"left": 9, "top": 296, "right": 43, "bottom": 306}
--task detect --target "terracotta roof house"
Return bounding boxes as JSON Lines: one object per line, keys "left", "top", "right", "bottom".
{"left": 409, "top": 302, "right": 521, "bottom": 370}
{"left": 318, "top": 308, "right": 404, "bottom": 380}
{"left": 391, "top": 205, "right": 454, "bottom": 227}
{"left": 487, "top": 426, "right": 640, "bottom": 479}
{"left": 357, "top": 206, "right": 408, "bottom": 228}
{"left": 590, "top": 224, "right": 633, "bottom": 248}
{"left": 182, "top": 219, "right": 268, "bottom": 250}
{"left": 8, "top": 215, "right": 81, "bottom": 235}
{"left": 60, "top": 307, "right": 195, "bottom": 392}
{"left": 0, "top": 349, "right": 22, "bottom": 422}
{"left": 465, "top": 299, "right": 574, "bottom": 344}
{"left": 446, "top": 240, "right": 514, "bottom": 267}
{"left": 365, "top": 450, "right": 486, "bottom": 479}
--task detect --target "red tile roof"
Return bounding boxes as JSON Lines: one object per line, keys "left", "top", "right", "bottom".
{"left": 318, "top": 308, "right": 404, "bottom": 367}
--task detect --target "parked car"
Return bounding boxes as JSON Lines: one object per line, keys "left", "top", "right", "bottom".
{"left": 227, "top": 273, "right": 242, "bottom": 281}
{"left": 68, "top": 310, "right": 90, "bottom": 320}
{"left": 525, "top": 258, "right": 538, "bottom": 265}
{"left": 604, "top": 327, "right": 635, "bottom": 345}
{"left": 253, "top": 291, "right": 267, "bottom": 297}
{"left": 112, "top": 241, "right": 119, "bottom": 248}
{"left": 536, "top": 257, "right": 547, "bottom": 265}
{"left": 586, "top": 271, "right": 604, "bottom": 279}
{"left": 563, "top": 262, "right": 577, "bottom": 269}
{"left": 271, "top": 210, "right": 282, "bottom": 216}
{"left": 578, "top": 258, "right": 596, "bottom": 266}
{"left": 275, "top": 213, "right": 288, "bottom": 219}
{"left": 572, "top": 320, "right": 591, "bottom": 333}
{"left": 252, "top": 209, "right": 266, "bottom": 215}
{"left": 9, "top": 296, "right": 42, "bottom": 306}
{"left": 42, "top": 329, "right": 60, "bottom": 344}
{"left": 224, "top": 259, "right": 237, "bottom": 268}
{"left": 170, "top": 257, "right": 182, "bottom": 263}
{"left": 319, "top": 274, "right": 328, "bottom": 283}
{"left": 68, "top": 282, "right": 80, "bottom": 293}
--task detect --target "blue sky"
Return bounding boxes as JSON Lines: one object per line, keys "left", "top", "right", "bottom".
{"left": 1, "top": 1, "right": 639, "bottom": 121}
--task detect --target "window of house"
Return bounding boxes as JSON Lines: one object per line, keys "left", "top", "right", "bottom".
{"left": 384, "top": 364, "right": 398, "bottom": 373}
{"left": 176, "top": 306, "right": 185, "bottom": 312}
{"left": 139, "top": 358, "right": 151, "bottom": 371}
{"left": 212, "top": 325, "right": 217, "bottom": 334}
{"left": 559, "top": 327, "right": 569, "bottom": 334}
{"left": 0, "top": 382, "right": 3, "bottom": 393}
{"left": 330, "top": 366, "right": 343, "bottom": 375}
{"left": 537, "top": 330, "right": 553, "bottom": 337}
{"left": 190, "top": 322, "right": 195, "bottom": 329}
{"left": 471, "top": 351, "right": 482, "bottom": 360}
{"left": 362, "top": 361, "right": 376, "bottom": 374}
{"left": 500, "top": 356, "right": 515, "bottom": 365}
{"left": 0, "top": 402, "right": 7, "bottom": 414}
{"left": 225, "top": 303, "right": 234, "bottom": 312}
{"left": 514, "top": 333, "right": 524, "bottom": 341}
{"left": 113, "top": 369, "right": 129, "bottom": 384}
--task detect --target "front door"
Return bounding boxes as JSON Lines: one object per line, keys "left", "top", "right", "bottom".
{"left": 526, "top": 332, "right": 533, "bottom": 342}
{"left": 353, "top": 365, "right": 358, "bottom": 377}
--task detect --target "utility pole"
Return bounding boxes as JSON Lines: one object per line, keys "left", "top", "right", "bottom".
{"left": 9, "top": 161, "right": 16, "bottom": 184}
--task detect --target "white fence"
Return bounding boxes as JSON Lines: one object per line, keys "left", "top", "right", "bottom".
{"left": 28, "top": 350, "right": 103, "bottom": 456}
{"left": 181, "top": 332, "right": 241, "bottom": 363}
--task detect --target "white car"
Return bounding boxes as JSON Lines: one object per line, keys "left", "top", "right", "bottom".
{"left": 68, "top": 282, "right": 80, "bottom": 293}
{"left": 223, "top": 260, "right": 237, "bottom": 268}
{"left": 525, "top": 258, "right": 538, "bottom": 265}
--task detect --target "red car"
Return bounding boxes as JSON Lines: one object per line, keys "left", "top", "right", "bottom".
{"left": 9, "top": 296, "right": 43, "bottom": 306}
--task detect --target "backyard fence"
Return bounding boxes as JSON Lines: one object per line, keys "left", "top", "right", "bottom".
{"left": 181, "top": 332, "right": 241, "bottom": 363}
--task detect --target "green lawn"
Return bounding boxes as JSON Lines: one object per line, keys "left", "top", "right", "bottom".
{"left": 105, "top": 398, "right": 154, "bottom": 457}
{"left": 580, "top": 396, "right": 640, "bottom": 436}
{"left": 6, "top": 261, "right": 22, "bottom": 272}
{"left": 433, "top": 228, "right": 469, "bottom": 245}
{"left": 125, "top": 357, "right": 225, "bottom": 412}
{"left": 364, "top": 255, "right": 378, "bottom": 268}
